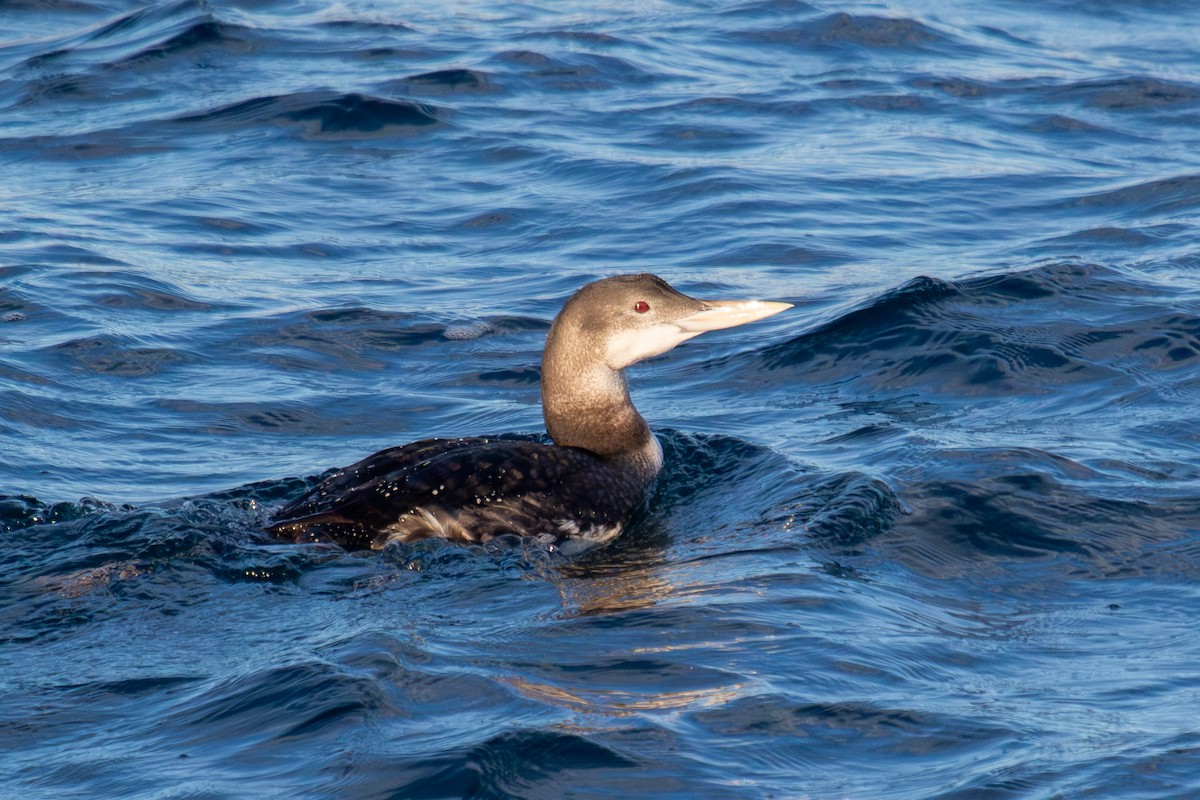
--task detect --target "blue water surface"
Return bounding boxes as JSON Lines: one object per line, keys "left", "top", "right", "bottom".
{"left": 2, "top": 0, "right": 1200, "bottom": 797}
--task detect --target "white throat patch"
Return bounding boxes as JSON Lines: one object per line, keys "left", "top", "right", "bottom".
{"left": 604, "top": 323, "right": 697, "bottom": 370}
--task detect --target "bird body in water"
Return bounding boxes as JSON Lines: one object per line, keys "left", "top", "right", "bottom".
{"left": 267, "top": 274, "right": 790, "bottom": 551}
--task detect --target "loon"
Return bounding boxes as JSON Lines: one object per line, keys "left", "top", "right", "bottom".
{"left": 267, "top": 274, "right": 790, "bottom": 551}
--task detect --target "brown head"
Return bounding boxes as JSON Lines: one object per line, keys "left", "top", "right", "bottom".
{"left": 540, "top": 274, "right": 790, "bottom": 459}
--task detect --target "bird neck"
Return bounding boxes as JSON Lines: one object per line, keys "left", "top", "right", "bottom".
{"left": 541, "top": 333, "right": 654, "bottom": 460}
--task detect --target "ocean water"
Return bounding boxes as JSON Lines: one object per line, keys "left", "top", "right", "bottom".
{"left": 2, "top": 0, "right": 1200, "bottom": 797}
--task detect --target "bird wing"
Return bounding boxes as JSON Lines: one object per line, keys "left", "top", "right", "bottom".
{"left": 267, "top": 438, "right": 639, "bottom": 549}
{"left": 272, "top": 437, "right": 495, "bottom": 522}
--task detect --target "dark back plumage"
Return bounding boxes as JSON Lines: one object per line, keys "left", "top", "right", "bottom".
{"left": 267, "top": 437, "right": 650, "bottom": 550}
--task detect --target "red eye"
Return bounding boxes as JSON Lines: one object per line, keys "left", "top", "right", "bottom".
{"left": 634, "top": 300, "right": 650, "bottom": 314}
